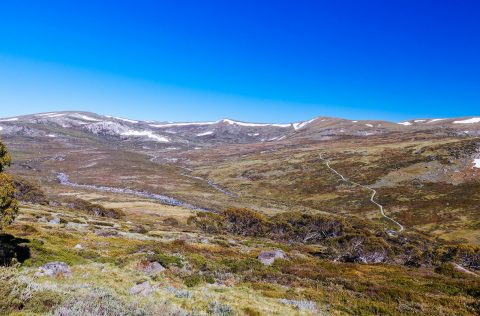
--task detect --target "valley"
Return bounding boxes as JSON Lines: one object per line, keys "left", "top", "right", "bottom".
{"left": 1, "top": 111, "right": 480, "bottom": 315}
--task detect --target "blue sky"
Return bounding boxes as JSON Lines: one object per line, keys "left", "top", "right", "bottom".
{"left": 0, "top": 1, "right": 479, "bottom": 122}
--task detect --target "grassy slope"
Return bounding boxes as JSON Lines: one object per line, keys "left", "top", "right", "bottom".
{"left": 1, "top": 201, "right": 479, "bottom": 315}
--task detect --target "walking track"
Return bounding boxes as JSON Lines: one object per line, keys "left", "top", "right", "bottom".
{"left": 319, "top": 154, "right": 404, "bottom": 232}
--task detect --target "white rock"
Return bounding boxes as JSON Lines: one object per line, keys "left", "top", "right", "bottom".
{"left": 258, "top": 249, "right": 286, "bottom": 266}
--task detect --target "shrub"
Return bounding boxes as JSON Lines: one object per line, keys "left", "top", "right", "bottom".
{"left": 13, "top": 177, "right": 49, "bottom": 205}
{"left": 222, "top": 208, "right": 268, "bottom": 236}
{"left": 64, "top": 198, "right": 125, "bottom": 219}
{"left": 24, "top": 290, "right": 64, "bottom": 313}
{"left": 0, "top": 141, "right": 17, "bottom": 231}
{"left": 208, "top": 301, "right": 234, "bottom": 316}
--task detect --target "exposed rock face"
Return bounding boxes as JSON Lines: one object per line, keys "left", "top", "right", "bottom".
{"left": 258, "top": 249, "right": 286, "bottom": 266}
{"left": 35, "top": 262, "right": 71, "bottom": 277}
{"left": 130, "top": 281, "right": 154, "bottom": 296}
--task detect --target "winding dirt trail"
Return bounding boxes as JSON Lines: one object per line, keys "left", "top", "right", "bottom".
{"left": 319, "top": 154, "right": 404, "bottom": 232}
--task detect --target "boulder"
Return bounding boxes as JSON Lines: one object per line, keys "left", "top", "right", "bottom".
{"left": 130, "top": 281, "right": 153, "bottom": 296}
{"left": 139, "top": 261, "right": 166, "bottom": 275}
{"left": 35, "top": 262, "right": 71, "bottom": 277}
{"left": 49, "top": 217, "right": 61, "bottom": 224}
{"left": 258, "top": 249, "right": 286, "bottom": 266}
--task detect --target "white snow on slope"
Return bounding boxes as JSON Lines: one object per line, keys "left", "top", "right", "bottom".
{"left": 365, "top": 124, "right": 373, "bottom": 127}
{"left": 222, "top": 119, "right": 291, "bottom": 127}
{"left": 428, "top": 118, "right": 446, "bottom": 123}
{"left": 72, "top": 114, "right": 102, "bottom": 122}
{"left": 0, "top": 126, "right": 3, "bottom": 131}
{"left": 196, "top": 131, "right": 214, "bottom": 137}
{"left": 36, "top": 112, "right": 58, "bottom": 117}
{"left": 292, "top": 118, "right": 317, "bottom": 130}
{"left": 105, "top": 116, "right": 139, "bottom": 123}
{"left": 0, "top": 118, "right": 18, "bottom": 122}
{"left": 414, "top": 119, "right": 426, "bottom": 122}
{"left": 453, "top": 118, "right": 480, "bottom": 124}
{"left": 151, "top": 119, "right": 292, "bottom": 128}
{"left": 45, "top": 114, "right": 65, "bottom": 118}
{"left": 46, "top": 134, "right": 56, "bottom": 138}
{"left": 473, "top": 159, "right": 480, "bottom": 169}
{"left": 120, "top": 130, "right": 169, "bottom": 142}
{"left": 398, "top": 121, "right": 412, "bottom": 126}
{"left": 115, "top": 117, "right": 138, "bottom": 123}
{"left": 150, "top": 121, "right": 217, "bottom": 128}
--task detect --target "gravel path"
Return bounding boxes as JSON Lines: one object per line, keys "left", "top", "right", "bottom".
{"left": 319, "top": 154, "right": 404, "bottom": 232}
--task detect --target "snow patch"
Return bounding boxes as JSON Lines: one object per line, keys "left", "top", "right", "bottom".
{"left": 414, "top": 119, "right": 426, "bottom": 122}
{"left": 473, "top": 159, "right": 480, "bottom": 169}
{"left": 268, "top": 135, "right": 286, "bottom": 141}
{"left": 72, "top": 114, "right": 102, "bottom": 122}
{"left": 0, "top": 118, "right": 18, "bottom": 122}
{"left": 150, "top": 121, "right": 217, "bottom": 128}
{"left": 196, "top": 131, "right": 214, "bottom": 137}
{"left": 453, "top": 118, "right": 480, "bottom": 124}
{"left": 120, "top": 130, "right": 169, "bottom": 142}
{"left": 36, "top": 112, "right": 58, "bottom": 117}
{"left": 428, "top": 118, "right": 446, "bottom": 123}
{"left": 45, "top": 114, "right": 65, "bottom": 118}
{"left": 398, "top": 121, "right": 412, "bottom": 126}
{"left": 292, "top": 118, "right": 317, "bottom": 130}
{"left": 365, "top": 124, "right": 373, "bottom": 127}
{"left": 106, "top": 116, "right": 139, "bottom": 123}
{"left": 222, "top": 119, "right": 291, "bottom": 127}
{"left": 46, "top": 134, "right": 56, "bottom": 138}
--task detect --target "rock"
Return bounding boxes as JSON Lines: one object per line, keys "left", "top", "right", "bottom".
{"left": 35, "top": 262, "right": 71, "bottom": 277}
{"left": 49, "top": 217, "right": 61, "bottom": 224}
{"left": 258, "top": 249, "right": 286, "bottom": 266}
{"left": 74, "top": 244, "right": 83, "bottom": 250}
{"left": 130, "top": 281, "right": 153, "bottom": 296}
{"left": 139, "top": 261, "right": 166, "bottom": 275}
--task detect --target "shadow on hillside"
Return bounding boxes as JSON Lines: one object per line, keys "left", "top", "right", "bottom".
{"left": 0, "top": 234, "right": 30, "bottom": 266}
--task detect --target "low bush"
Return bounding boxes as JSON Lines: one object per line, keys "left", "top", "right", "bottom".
{"left": 13, "top": 177, "right": 49, "bottom": 205}
{"left": 64, "top": 198, "right": 125, "bottom": 219}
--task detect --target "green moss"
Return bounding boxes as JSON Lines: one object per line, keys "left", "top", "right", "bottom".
{"left": 149, "top": 253, "right": 183, "bottom": 268}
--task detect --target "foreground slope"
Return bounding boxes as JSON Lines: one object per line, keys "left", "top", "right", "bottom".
{"left": 1, "top": 111, "right": 480, "bottom": 315}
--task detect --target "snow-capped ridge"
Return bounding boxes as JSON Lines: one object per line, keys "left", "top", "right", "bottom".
{"left": 453, "top": 118, "right": 480, "bottom": 124}
{"left": 150, "top": 121, "right": 217, "bottom": 128}
{"left": 221, "top": 118, "right": 291, "bottom": 128}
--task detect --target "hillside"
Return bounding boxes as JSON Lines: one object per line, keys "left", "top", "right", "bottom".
{"left": 1, "top": 111, "right": 479, "bottom": 315}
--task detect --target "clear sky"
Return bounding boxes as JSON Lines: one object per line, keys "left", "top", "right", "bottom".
{"left": 0, "top": 1, "right": 479, "bottom": 122}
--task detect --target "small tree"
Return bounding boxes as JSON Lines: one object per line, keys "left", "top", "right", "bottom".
{"left": 0, "top": 141, "right": 18, "bottom": 230}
